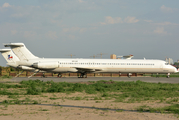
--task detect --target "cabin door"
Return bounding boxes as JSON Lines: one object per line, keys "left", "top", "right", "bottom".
{"left": 59, "top": 61, "right": 63, "bottom": 68}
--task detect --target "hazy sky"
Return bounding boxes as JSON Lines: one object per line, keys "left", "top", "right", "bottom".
{"left": 0, "top": 0, "right": 179, "bottom": 66}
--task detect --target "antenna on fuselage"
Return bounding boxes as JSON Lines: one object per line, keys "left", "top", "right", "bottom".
{"left": 117, "top": 54, "right": 134, "bottom": 59}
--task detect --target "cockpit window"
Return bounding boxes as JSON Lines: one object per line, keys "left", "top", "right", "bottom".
{"left": 165, "top": 63, "right": 169, "bottom": 65}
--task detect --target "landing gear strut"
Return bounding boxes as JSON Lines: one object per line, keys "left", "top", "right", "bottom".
{"left": 156, "top": 73, "right": 159, "bottom": 78}
{"left": 28, "top": 70, "right": 40, "bottom": 78}
{"left": 127, "top": 73, "right": 132, "bottom": 78}
{"left": 41, "top": 73, "right": 46, "bottom": 78}
{"left": 58, "top": 73, "right": 62, "bottom": 78}
{"left": 79, "top": 73, "right": 87, "bottom": 78}
{"left": 167, "top": 73, "right": 170, "bottom": 78}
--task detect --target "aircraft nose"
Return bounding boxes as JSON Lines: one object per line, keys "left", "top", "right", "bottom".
{"left": 174, "top": 68, "right": 178, "bottom": 73}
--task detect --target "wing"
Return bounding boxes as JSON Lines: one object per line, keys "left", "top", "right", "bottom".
{"left": 74, "top": 67, "right": 103, "bottom": 73}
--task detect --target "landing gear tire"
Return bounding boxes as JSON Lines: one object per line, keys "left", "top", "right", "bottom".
{"left": 58, "top": 73, "right": 62, "bottom": 78}
{"left": 41, "top": 73, "right": 46, "bottom": 78}
{"left": 128, "top": 73, "right": 132, "bottom": 78}
{"left": 167, "top": 73, "right": 170, "bottom": 78}
{"left": 78, "top": 73, "right": 87, "bottom": 78}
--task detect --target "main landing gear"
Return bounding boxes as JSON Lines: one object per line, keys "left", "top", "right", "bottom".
{"left": 41, "top": 73, "right": 47, "bottom": 78}
{"left": 156, "top": 73, "right": 159, "bottom": 78}
{"left": 57, "top": 73, "right": 62, "bottom": 78}
{"left": 78, "top": 73, "right": 87, "bottom": 78}
{"left": 127, "top": 73, "right": 132, "bottom": 78}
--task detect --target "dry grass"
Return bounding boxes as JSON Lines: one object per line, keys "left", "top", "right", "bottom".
{"left": 0, "top": 80, "right": 179, "bottom": 120}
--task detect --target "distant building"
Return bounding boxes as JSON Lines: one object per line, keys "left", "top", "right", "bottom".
{"left": 110, "top": 54, "right": 116, "bottom": 59}
{"left": 178, "top": 60, "right": 179, "bottom": 63}
{"left": 165, "top": 57, "right": 174, "bottom": 65}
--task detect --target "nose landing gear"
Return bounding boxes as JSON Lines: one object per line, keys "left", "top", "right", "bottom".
{"left": 167, "top": 73, "right": 170, "bottom": 78}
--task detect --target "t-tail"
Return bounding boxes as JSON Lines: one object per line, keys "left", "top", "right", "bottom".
{"left": 0, "top": 49, "right": 20, "bottom": 67}
{"left": 4, "top": 43, "right": 38, "bottom": 61}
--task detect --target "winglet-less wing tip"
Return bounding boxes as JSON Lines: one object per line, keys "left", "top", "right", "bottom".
{"left": 0, "top": 49, "right": 11, "bottom": 52}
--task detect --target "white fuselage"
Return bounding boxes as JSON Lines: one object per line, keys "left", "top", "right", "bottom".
{"left": 16, "top": 58, "right": 177, "bottom": 74}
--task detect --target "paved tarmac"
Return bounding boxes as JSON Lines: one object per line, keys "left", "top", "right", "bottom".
{"left": 2, "top": 76, "right": 179, "bottom": 83}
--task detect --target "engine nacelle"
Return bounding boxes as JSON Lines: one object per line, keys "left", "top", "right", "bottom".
{"left": 33, "top": 62, "right": 58, "bottom": 69}
{"left": 18, "top": 66, "right": 35, "bottom": 71}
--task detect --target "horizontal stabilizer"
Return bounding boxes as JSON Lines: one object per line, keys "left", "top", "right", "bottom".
{"left": 0, "top": 49, "right": 11, "bottom": 52}
{"left": 4, "top": 43, "right": 24, "bottom": 47}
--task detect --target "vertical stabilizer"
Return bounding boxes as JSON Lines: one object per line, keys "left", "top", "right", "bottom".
{"left": 4, "top": 43, "right": 38, "bottom": 61}
{"left": 0, "top": 49, "right": 20, "bottom": 67}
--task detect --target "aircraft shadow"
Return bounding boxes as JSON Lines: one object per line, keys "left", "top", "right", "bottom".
{"left": 0, "top": 102, "right": 154, "bottom": 113}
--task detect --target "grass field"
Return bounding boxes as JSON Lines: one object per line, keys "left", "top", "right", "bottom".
{"left": 0, "top": 79, "right": 179, "bottom": 117}
{"left": 0, "top": 75, "right": 12, "bottom": 80}
{"left": 144, "top": 73, "right": 179, "bottom": 77}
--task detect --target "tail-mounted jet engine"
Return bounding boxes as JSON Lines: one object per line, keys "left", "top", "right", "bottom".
{"left": 18, "top": 66, "right": 35, "bottom": 71}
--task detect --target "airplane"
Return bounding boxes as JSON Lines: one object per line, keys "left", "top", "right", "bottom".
{"left": 0, "top": 49, "right": 45, "bottom": 77}
{"left": 2, "top": 43, "right": 178, "bottom": 78}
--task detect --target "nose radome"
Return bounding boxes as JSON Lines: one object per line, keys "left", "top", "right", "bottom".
{"left": 175, "top": 68, "right": 179, "bottom": 73}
